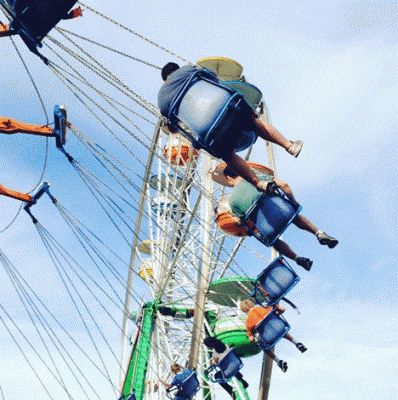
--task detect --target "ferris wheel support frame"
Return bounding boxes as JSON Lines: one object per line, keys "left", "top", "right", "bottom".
{"left": 156, "top": 193, "right": 202, "bottom": 301}
{"left": 187, "top": 152, "right": 214, "bottom": 370}
{"left": 120, "top": 120, "right": 162, "bottom": 389}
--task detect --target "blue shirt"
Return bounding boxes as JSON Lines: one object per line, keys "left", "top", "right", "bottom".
{"left": 170, "top": 369, "right": 192, "bottom": 388}
{"left": 158, "top": 65, "right": 218, "bottom": 117}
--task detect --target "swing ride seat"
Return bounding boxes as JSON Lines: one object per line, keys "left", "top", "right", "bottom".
{"left": 219, "top": 80, "right": 263, "bottom": 111}
{"left": 166, "top": 371, "right": 200, "bottom": 400}
{"left": 167, "top": 69, "right": 257, "bottom": 158}
{"left": 219, "top": 80, "right": 263, "bottom": 151}
{"left": 251, "top": 256, "right": 300, "bottom": 307}
{"left": 205, "top": 347, "right": 244, "bottom": 384}
{"left": 1, "top": 0, "right": 78, "bottom": 49}
{"left": 253, "top": 308, "right": 291, "bottom": 352}
{"left": 243, "top": 187, "right": 302, "bottom": 247}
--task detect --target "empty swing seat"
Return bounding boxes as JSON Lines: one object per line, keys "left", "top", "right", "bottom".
{"left": 254, "top": 309, "right": 290, "bottom": 351}
{"left": 205, "top": 347, "right": 244, "bottom": 383}
{"left": 168, "top": 70, "right": 255, "bottom": 158}
{"left": 252, "top": 256, "right": 300, "bottom": 307}
{"left": 166, "top": 371, "right": 200, "bottom": 400}
{"left": 243, "top": 187, "right": 302, "bottom": 247}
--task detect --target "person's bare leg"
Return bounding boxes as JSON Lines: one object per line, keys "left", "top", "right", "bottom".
{"left": 292, "top": 215, "right": 319, "bottom": 235}
{"left": 284, "top": 333, "right": 295, "bottom": 343}
{"left": 250, "top": 117, "right": 303, "bottom": 157}
{"left": 273, "top": 178, "right": 338, "bottom": 248}
{"left": 225, "top": 153, "right": 280, "bottom": 193}
{"left": 251, "top": 118, "right": 292, "bottom": 150}
{"left": 266, "top": 350, "right": 288, "bottom": 372}
{"left": 266, "top": 350, "right": 276, "bottom": 360}
{"left": 273, "top": 239, "right": 313, "bottom": 271}
{"left": 226, "top": 152, "right": 260, "bottom": 186}
{"left": 273, "top": 178, "right": 297, "bottom": 201}
{"left": 283, "top": 333, "right": 308, "bottom": 353}
{"left": 273, "top": 239, "right": 297, "bottom": 261}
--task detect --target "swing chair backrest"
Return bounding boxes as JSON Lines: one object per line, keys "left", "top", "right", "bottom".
{"left": 205, "top": 347, "right": 244, "bottom": 383}
{"left": 167, "top": 69, "right": 255, "bottom": 158}
{"left": 254, "top": 308, "right": 290, "bottom": 351}
{"left": 254, "top": 256, "right": 300, "bottom": 307}
{"left": 220, "top": 80, "right": 263, "bottom": 111}
{"left": 244, "top": 187, "right": 302, "bottom": 247}
{"left": 166, "top": 371, "right": 200, "bottom": 400}
{"left": 218, "top": 80, "right": 263, "bottom": 152}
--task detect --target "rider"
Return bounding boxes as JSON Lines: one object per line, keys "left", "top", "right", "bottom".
{"left": 241, "top": 299, "right": 307, "bottom": 373}
{"left": 203, "top": 337, "right": 248, "bottom": 399}
{"left": 159, "top": 363, "right": 194, "bottom": 400}
{"left": 158, "top": 62, "right": 303, "bottom": 194}
{"left": 214, "top": 168, "right": 338, "bottom": 270}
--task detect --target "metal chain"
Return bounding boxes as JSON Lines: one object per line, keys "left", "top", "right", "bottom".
{"left": 78, "top": 2, "right": 195, "bottom": 65}
{"left": 56, "top": 27, "right": 162, "bottom": 70}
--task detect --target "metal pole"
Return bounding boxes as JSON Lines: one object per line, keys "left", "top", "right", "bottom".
{"left": 188, "top": 153, "right": 213, "bottom": 370}
{"left": 120, "top": 120, "right": 162, "bottom": 389}
{"left": 258, "top": 107, "right": 278, "bottom": 400}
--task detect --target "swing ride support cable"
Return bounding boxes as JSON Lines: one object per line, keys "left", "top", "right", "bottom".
{"left": 188, "top": 152, "right": 213, "bottom": 370}
{"left": 120, "top": 119, "right": 162, "bottom": 388}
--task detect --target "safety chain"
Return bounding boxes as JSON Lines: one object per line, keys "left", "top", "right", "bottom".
{"left": 56, "top": 27, "right": 162, "bottom": 70}
{"left": 78, "top": 2, "right": 195, "bottom": 66}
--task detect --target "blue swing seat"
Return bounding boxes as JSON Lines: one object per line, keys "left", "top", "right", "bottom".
{"left": 244, "top": 187, "right": 302, "bottom": 247}
{"left": 254, "top": 308, "right": 290, "bottom": 351}
{"left": 252, "top": 256, "right": 300, "bottom": 307}
{"left": 166, "top": 371, "right": 200, "bottom": 400}
{"left": 216, "top": 79, "right": 263, "bottom": 152}
{"left": 1, "top": 0, "right": 78, "bottom": 53}
{"left": 205, "top": 347, "right": 244, "bottom": 384}
{"left": 167, "top": 69, "right": 257, "bottom": 158}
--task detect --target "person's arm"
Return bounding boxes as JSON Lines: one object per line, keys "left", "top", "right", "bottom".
{"left": 162, "top": 122, "right": 178, "bottom": 134}
{"left": 257, "top": 284, "right": 270, "bottom": 297}
{"left": 159, "top": 377, "right": 172, "bottom": 389}
{"left": 246, "top": 319, "right": 255, "bottom": 342}
{"left": 274, "top": 304, "right": 286, "bottom": 315}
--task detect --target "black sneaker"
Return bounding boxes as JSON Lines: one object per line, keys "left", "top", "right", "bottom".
{"left": 241, "top": 380, "right": 249, "bottom": 389}
{"left": 296, "top": 257, "right": 313, "bottom": 271}
{"left": 296, "top": 343, "right": 307, "bottom": 353}
{"left": 316, "top": 231, "right": 338, "bottom": 248}
{"left": 278, "top": 360, "right": 288, "bottom": 372}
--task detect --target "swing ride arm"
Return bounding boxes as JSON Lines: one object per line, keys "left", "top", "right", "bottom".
{"left": 0, "top": 182, "right": 32, "bottom": 202}
{"left": 0, "top": 105, "right": 67, "bottom": 148}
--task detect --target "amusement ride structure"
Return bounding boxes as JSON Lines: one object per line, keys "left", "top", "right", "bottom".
{"left": 0, "top": 2, "right": 306, "bottom": 400}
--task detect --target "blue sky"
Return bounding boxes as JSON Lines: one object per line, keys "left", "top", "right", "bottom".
{"left": 0, "top": 1, "right": 397, "bottom": 399}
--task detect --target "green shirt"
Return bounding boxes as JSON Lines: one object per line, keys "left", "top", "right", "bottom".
{"left": 229, "top": 172, "right": 273, "bottom": 218}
